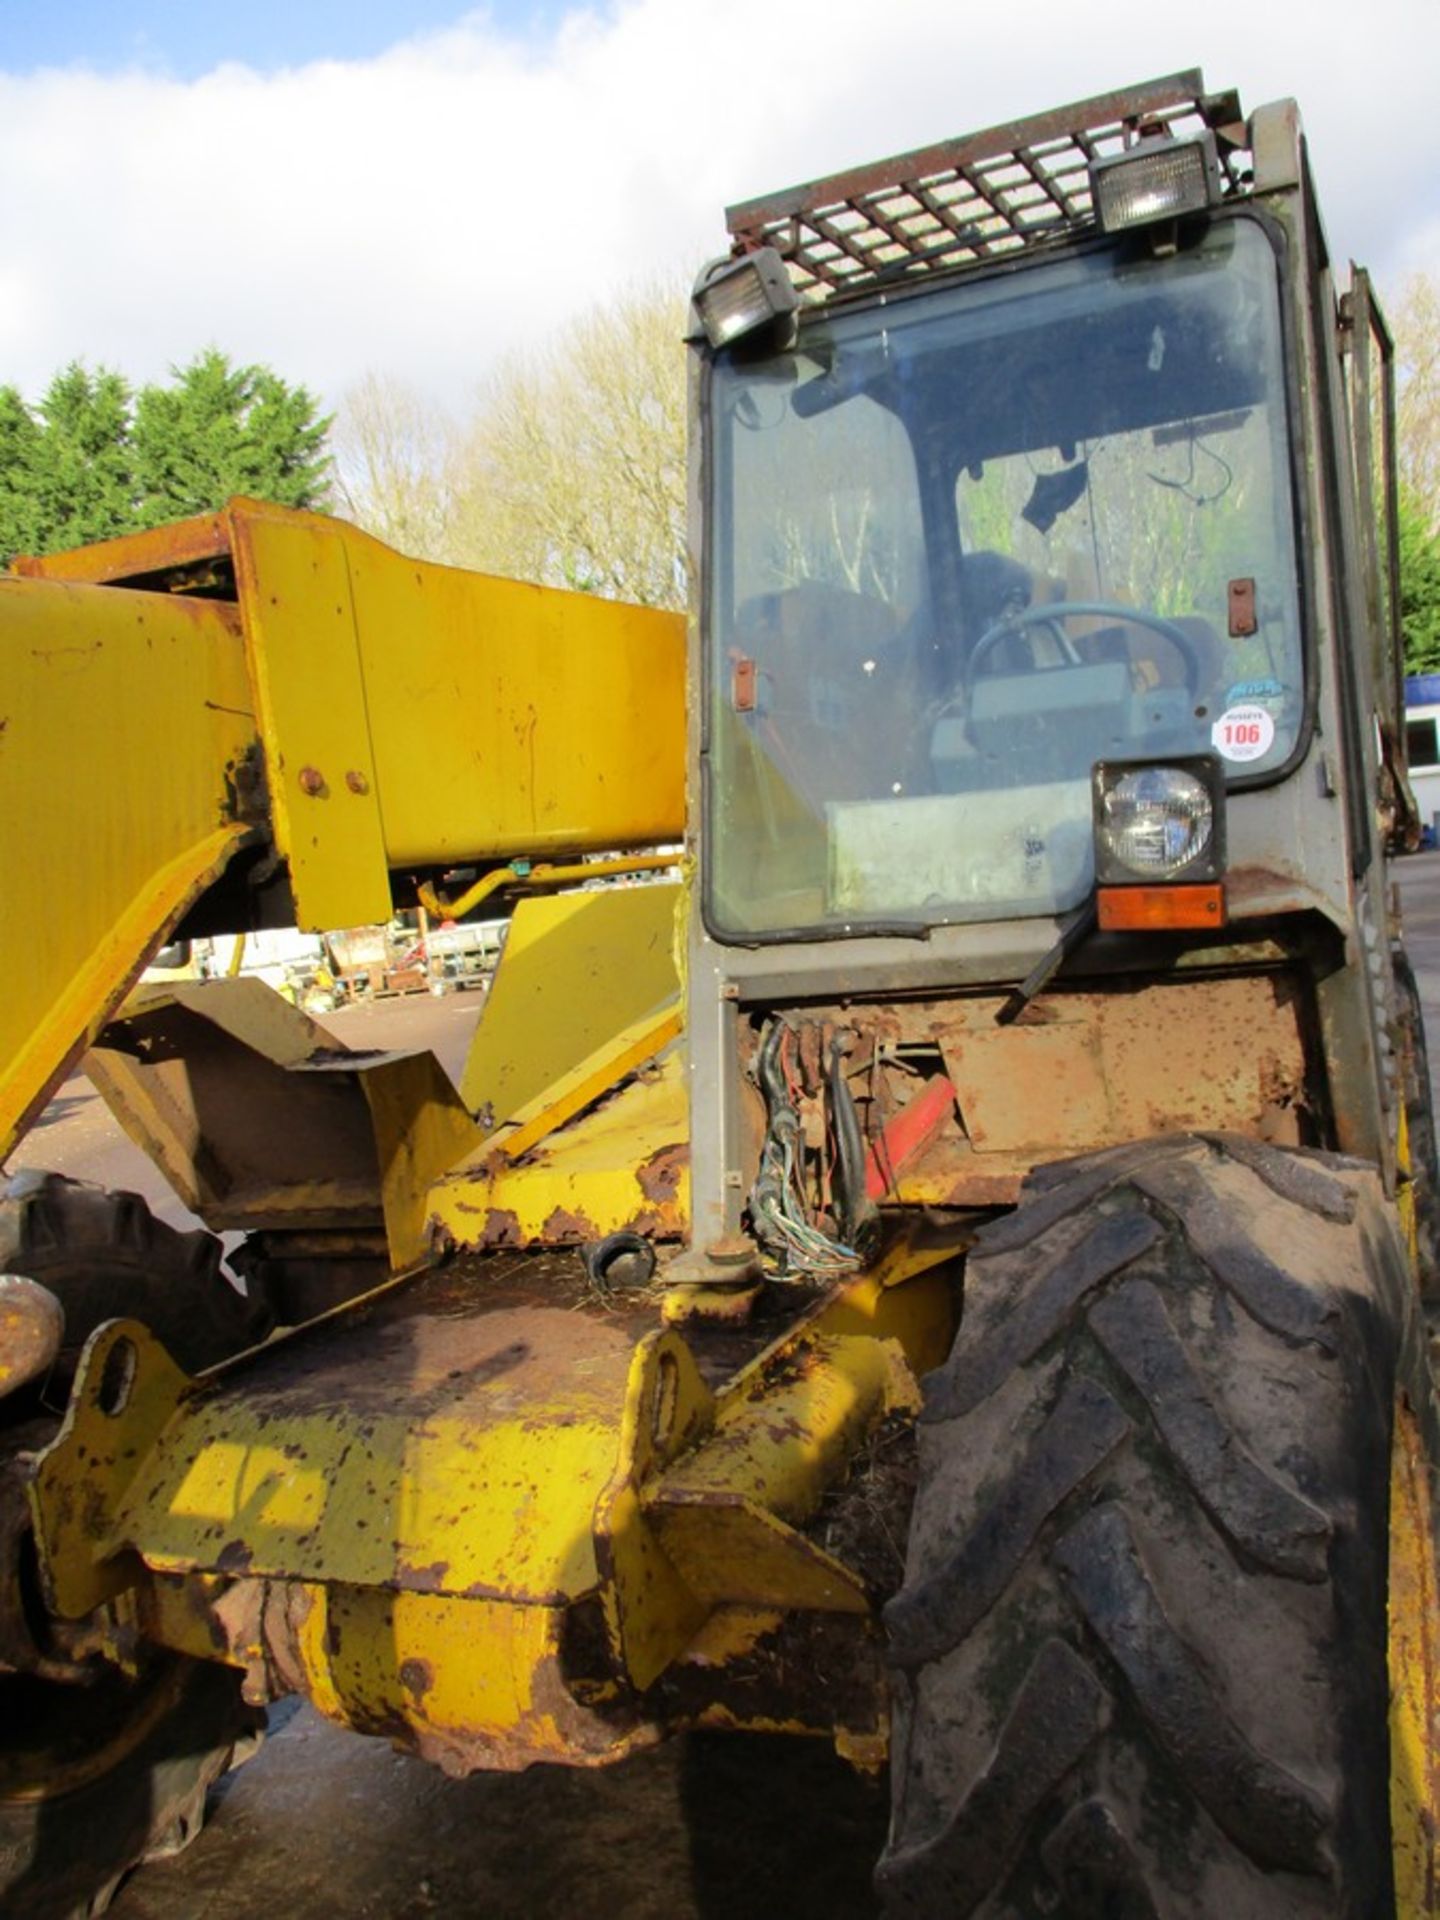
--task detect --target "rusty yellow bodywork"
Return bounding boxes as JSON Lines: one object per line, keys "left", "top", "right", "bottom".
{"left": 1388, "top": 1394, "right": 1440, "bottom": 1913}
{"left": 1, "top": 498, "right": 684, "bottom": 1164}
{"left": 457, "top": 883, "right": 682, "bottom": 1155}
{"left": 0, "top": 576, "right": 254, "bottom": 1158}
{"left": 29, "top": 1234, "right": 956, "bottom": 1767}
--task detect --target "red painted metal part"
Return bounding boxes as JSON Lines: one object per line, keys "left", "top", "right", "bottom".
{"left": 865, "top": 1074, "right": 957, "bottom": 1199}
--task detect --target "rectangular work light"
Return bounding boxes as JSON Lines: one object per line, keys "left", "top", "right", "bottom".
{"left": 1090, "top": 131, "right": 1222, "bottom": 234}
{"left": 692, "top": 247, "right": 798, "bottom": 350}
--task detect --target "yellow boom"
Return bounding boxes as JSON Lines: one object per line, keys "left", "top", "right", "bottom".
{"left": 0, "top": 498, "right": 684, "bottom": 1160}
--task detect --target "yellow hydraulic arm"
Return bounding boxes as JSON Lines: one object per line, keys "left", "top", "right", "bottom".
{"left": 0, "top": 498, "right": 685, "bottom": 1161}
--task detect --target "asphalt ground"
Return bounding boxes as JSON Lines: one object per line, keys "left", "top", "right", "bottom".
{"left": 17, "top": 858, "right": 1440, "bottom": 1919}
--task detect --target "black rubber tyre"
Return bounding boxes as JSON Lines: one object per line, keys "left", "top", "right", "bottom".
{"left": 0, "top": 1173, "right": 266, "bottom": 1916}
{"left": 1393, "top": 947, "right": 1440, "bottom": 1301}
{"left": 0, "top": 1657, "right": 260, "bottom": 1920}
{"left": 0, "top": 1172, "right": 268, "bottom": 1385}
{"left": 879, "top": 1132, "right": 1431, "bottom": 1918}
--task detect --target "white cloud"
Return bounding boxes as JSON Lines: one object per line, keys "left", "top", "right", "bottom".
{"left": 1, "top": 0, "right": 1437, "bottom": 411}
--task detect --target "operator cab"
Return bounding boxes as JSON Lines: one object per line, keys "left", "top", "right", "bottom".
{"left": 703, "top": 198, "right": 1303, "bottom": 936}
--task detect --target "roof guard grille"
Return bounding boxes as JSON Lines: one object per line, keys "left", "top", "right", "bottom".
{"left": 725, "top": 72, "right": 1249, "bottom": 302}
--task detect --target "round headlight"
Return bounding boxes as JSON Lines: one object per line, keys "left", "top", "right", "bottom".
{"left": 1099, "top": 767, "right": 1213, "bottom": 878}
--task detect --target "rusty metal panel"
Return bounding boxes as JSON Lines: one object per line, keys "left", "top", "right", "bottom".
{"left": 85, "top": 982, "right": 391, "bottom": 1232}
{"left": 87, "top": 977, "right": 480, "bottom": 1268}
{"left": 727, "top": 72, "right": 1250, "bottom": 300}
{"left": 430, "top": 1056, "right": 689, "bottom": 1250}
{"left": 938, "top": 974, "right": 1309, "bottom": 1160}
{"left": 10, "top": 510, "right": 232, "bottom": 585}
{"left": 750, "top": 974, "right": 1313, "bottom": 1210}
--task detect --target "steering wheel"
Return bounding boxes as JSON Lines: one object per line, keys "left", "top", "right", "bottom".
{"left": 965, "top": 601, "right": 1205, "bottom": 699}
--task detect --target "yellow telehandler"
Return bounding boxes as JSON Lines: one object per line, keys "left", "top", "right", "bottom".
{"left": 2, "top": 70, "right": 1438, "bottom": 1917}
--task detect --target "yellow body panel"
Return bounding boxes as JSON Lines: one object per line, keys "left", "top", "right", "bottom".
{"left": 459, "top": 883, "right": 682, "bottom": 1131}
{"left": 29, "top": 1237, "right": 958, "bottom": 1770}
{"left": 432, "top": 1055, "right": 689, "bottom": 1248}
{"left": 33, "top": 1320, "right": 196, "bottom": 1618}
{"left": 227, "top": 500, "right": 685, "bottom": 928}
{"left": 1389, "top": 1394, "right": 1440, "bottom": 1912}
{"left": 0, "top": 577, "right": 255, "bottom": 1159}
{"left": 2, "top": 500, "right": 684, "bottom": 1159}
{"left": 108, "top": 1301, "right": 636, "bottom": 1603}
{"left": 227, "top": 505, "right": 392, "bottom": 927}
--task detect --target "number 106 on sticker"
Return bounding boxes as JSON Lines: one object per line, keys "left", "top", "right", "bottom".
{"left": 1211, "top": 703, "right": 1275, "bottom": 764}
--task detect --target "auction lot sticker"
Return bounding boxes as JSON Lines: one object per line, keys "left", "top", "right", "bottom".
{"left": 1211, "top": 703, "right": 1275, "bottom": 763}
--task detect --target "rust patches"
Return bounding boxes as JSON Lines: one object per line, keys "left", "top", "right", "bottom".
{"left": 482, "top": 1208, "right": 525, "bottom": 1248}
{"left": 650, "top": 1608, "right": 886, "bottom": 1743}
{"left": 12, "top": 509, "right": 232, "bottom": 585}
{"left": 399, "top": 1655, "right": 436, "bottom": 1703}
{"left": 637, "top": 1141, "right": 688, "bottom": 1204}
{"left": 539, "top": 1206, "right": 600, "bottom": 1244}
{"left": 1223, "top": 864, "right": 1313, "bottom": 913}
{"left": 402, "top": 1560, "right": 453, "bottom": 1594}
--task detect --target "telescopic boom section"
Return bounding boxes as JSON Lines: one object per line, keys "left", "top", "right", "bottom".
{"left": 0, "top": 498, "right": 685, "bottom": 1161}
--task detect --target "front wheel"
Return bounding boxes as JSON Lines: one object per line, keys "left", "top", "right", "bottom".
{"left": 0, "top": 1175, "right": 267, "bottom": 1917}
{"left": 0, "top": 1657, "right": 259, "bottom": 1920}
{"left": 880, "top": 1132, "right": 1437, "bottom": 1917}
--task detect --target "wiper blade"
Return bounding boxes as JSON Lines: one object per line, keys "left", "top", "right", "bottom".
{"left": 995, "top": 897, "right": 1098, "bottom": 1026}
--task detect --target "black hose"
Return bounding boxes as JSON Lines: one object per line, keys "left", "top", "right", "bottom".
{"left": 828, "top": 1031, "right": 879, "bottom": 1251}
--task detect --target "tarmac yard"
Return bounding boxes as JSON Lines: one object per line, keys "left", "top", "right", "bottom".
{"left": 18, "top": 852, "right": 1440, "bottom": 1919}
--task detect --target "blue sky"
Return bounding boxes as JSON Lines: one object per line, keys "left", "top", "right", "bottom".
{"left": 0, "top": 2, "right": 568, "bottom": 76}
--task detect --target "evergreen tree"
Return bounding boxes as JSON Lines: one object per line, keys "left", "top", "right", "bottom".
{"left": 132, "top": 350, "right": 331, "bottom": 525}
{"left": 1401, "top": 487, "right": 1440, "bottom": 674}
{"left": 28, "top": 364, "right": 135, "bottom": 552}
{"left": 0, "top": 351, "right": 332, "bottom": 566}
{"left": 0, "top": 387, "right": 43, "bottom": 562}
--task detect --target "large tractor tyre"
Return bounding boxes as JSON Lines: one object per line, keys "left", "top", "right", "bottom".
{"left": 1393, "top": 946, "right": 1440, "bottom": 1301}
{"left": 0, "top": 1172, "right": 269, "bottom": 1388}
{"left": 0, "top": 1656, "right": 261, "bottom": 1920}
{"left": 879, "top": 1132, "right": 1437, "bottom": 1919}
{"left": 0, "top": 1174, "right": 267, "bottom": 1917}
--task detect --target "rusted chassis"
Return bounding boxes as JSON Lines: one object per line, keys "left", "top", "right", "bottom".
{"left": 22, "top": 1232, "right": 956, "bottom": 1775}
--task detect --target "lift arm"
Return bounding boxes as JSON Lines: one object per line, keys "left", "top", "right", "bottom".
{"left": 0, "top": 498, "right": 685, "bottom": 1161}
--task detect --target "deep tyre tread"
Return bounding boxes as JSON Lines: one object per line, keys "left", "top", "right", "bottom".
{"left": 0, "top": 1172, "right": 268, "bottom": 1383}
{"left": 0, "top": 1175, "right": 267, "bottom": 1916}
{"left": 0, "top": 1658, "right": 260, "bottom": 1920}
{"left": 881, "top": 1132, "right": 1432, "bottom": 1919}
